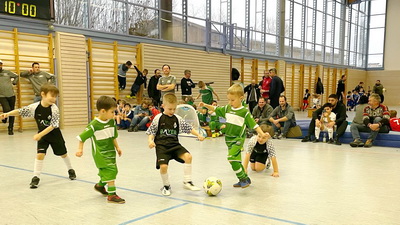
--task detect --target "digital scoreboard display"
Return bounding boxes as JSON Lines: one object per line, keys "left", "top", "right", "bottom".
{"left": 0, "top": 0, "right": 54, "bottom": 20}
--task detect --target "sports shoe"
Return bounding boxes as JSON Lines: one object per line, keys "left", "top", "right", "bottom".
{"left": 107, "top": 194, "right": 125, "bottom": 204}
{"left": 183, "top": 181, "right": 201, "bottom": 191}
{"left": 212, "top": 133, "right": 219, "bottom": 138}
{"left": 233, "top": 177, "right": 251, "bottom": 188}
{"left": 278, "top": 134, "right": 286, "bottom": 139}
{"left": 333, "top": 138, "right": 342, "bottom": 145}
{"left": 133, "top": 125, "right": 139, "bottom": 132}
{"left": 272, "top": 133, "right": 279, "bottom": 139}
{"left": 350, "top": 139, "right": 364, "bottom": 147}
{"left": 313, "top": 139, "right": 320, "bottom": 143}
{"left": 125, "top": 95, "right": 132, "bottom": 99}
{"left": 68, "top": 169, "right": 76, "bottom": 180}
{"left": 301, "top": 136, "right": 311, "bottom": 142}
{"left": 30, "top": 176, "right": 40, "bottom": 189}
{"left": 161, "top": 185, "right": 171, "bottom": 196}
{"left": 127, "top": 126, "right": 134, "bottom": 132}
{"left": 8, "top": 128, "right": 13, "bottom": 135}
{"left": 364, "top": 139, "right": 373, "bottom": 148}
{"left": 94, "top": 184, "right": 108, "bottom": 196}
{"left": 327, "top": 138, "right": 334, "bottom": 144}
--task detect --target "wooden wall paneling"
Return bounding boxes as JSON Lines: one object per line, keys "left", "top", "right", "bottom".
{"left": 90, "top": 41, "right": 117, "bottom": 116}
{"left": 299, "top": 64, "right": 305, "bottom": 108}
{"left": 241, "top": 58, "right": 245, "bottom": 84}
{"left": 252, "top": 59, "right": 258, "bottom": 82}
{"left": 55, "top": 32, "right": 88, "bottom": 128}
{"left": 243, "top": 58, "right": 253, "bottom": 87}
{"left": 113, "top": 41, "right": 119, "bottom": 100}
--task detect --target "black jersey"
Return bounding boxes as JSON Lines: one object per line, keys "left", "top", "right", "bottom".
{"left": 146, "top": 113, "right": 193, "bottom": 147}
{"left": 19, "top": 102, "right": 62, "bottom": 137}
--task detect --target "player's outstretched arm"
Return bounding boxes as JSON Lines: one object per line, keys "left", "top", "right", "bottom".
{"left": 0, "top": 109, "right": 20, "bottom": 119}
{"left": 254, "top": 126, "right": 271, "bottom": 139}
{"left": 243, "top": 153, "right": 251, "bottom": 174}
{"left": 198, "top": 102, "right": 215, "bottom": 111}
{"left": 34, "top": 126, "right": 54, "bottom": 141}
{"left": 148, "top": 134, "right": 156, "bottom": 148}
{"left": 113, "top": 139, "right": 122, "bottom": 157}
{"left": 76, "top": 141, "right": 84, "bottom": 157}
{"left": 190, "top": 129, "right": 205, "bottom": 141}
{"left": 270, "top": 157, "right": 279, "bottom": 177}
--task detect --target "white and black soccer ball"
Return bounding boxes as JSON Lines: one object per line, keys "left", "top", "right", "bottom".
{"left": 203, "top": 177, "right": 222, "bottom": 196}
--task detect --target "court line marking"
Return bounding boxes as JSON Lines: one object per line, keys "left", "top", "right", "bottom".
{"left": 119, "top": 203, "right": 189, "bottom": 225}
{"left": 0, "top": 164, "right": 307, "bottom": 225}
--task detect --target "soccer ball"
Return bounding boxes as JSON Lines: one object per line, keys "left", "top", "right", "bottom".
{"left": 203, "top": 177, "right": 222, "bottom": 196}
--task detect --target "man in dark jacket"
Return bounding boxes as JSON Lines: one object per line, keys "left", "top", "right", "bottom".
{"left": 269, "top": 68, "right": 285, "bottom": 108}
{"left": 244, "top": 79, "right": 261, "bottom": 113}
{"left": 336, "top": 75, "right": 346, "bottom": 103}
{"left": 147, "top": 69, "right": 161, "bottom": 107}
{"left": 128, "top": 66, "right": 148, "bottom": 99}
{"left": 181, "top": 69, "right": 195, "bottom": 101}
{"left": 301, "top": 94, "right": 347, "bottom": 145}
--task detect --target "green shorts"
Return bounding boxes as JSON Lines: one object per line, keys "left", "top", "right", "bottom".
{"left": 98, "top": 165, "right": 118, "bottom": 183}
{"left": 225, "top": 137, "right": 245, "bottom": 161}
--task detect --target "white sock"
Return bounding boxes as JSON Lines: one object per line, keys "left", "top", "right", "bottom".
{"left": 315, "top": 127, "right": 321, "bottom": 139}
{"left": 183, "top": 164, "right": 192, "bottom": 183}
{"left": 33, "top": 159, "right": 44, "bottom": 177}
{"left": 161, "top": 173, "right": 170, "bottom": 186}
{"left": 62, "top": 155, "right": 73, "bottom": 170}
{"left": 328, "top": 128, "right": 334, "bottom": 139}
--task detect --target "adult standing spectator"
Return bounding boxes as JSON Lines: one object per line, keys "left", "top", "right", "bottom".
{"left": 315, "top": 77, "right": 324, "bottom": 95}
{"left": 349, "top": 94, "right": 390, "bottom": 148}
{"left": 0, "top": 60, "right": 19, "bottom": 135}
{"left": 259, "top": 70, "right": 272, "bottom": 99}
{"left": 127, "top": 66, "right": 147, "bottom": 99}
{"left": 244, "top": 79, "right": 261, "bottom": 113}
{"left": 268, "top": 95, "right": 296, "bottom": 139}
{"left": 268, "top": 68, "right": 285, "bottom": 109}
{"left": 354, "top": 81, "right": 364, "bottom": 93}
{"left": 148, "top": 69, "right": 162, "bottom": 107}
{"left": 336, "top": 75, "right": 346, "bottom": 103}
{"left": 117, "top": 61, "right": 132, "bottom": 90}
{"left": 157, "top": 64, "right": 176, "bottom": 102}
{"left": 301, "top": 94, "right": 347, "bottom": 145}
{"left": 372, "top": 80, "right": 385, "bottom": 103}
{"left": 181, "top": 69, "right": 195, "bottom": 101}
{"left": 252, "top": 97, "right": 273, "bottom": 125}
{"left": 20, "top": 62, "right": 55, "bottom": 102}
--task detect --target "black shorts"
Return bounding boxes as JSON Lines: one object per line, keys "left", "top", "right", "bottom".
{"left": 155, "top": 144, "right": 189, "bottom": 169}
{"left": 249, "top": 151, "right": 268, "bottom": 164}
{"left": 37, "top": 133, "right": 67, "bottom": 156}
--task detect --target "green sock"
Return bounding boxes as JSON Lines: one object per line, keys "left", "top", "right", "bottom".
{"left": 230, "top": 161, "right": 247, "bottom": 179}
{"left": 108, "top": 186, "right": 116, "bottom": 195}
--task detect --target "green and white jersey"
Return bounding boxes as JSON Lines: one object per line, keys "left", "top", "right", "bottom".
{"left": 215, "top": 105, "right": 258, "bottom": 138}
{"left": 77, "top": 118, "right": 118, "bottom": 168}
{"left": 199, "top": 86, "right": 214, "bottom": 104}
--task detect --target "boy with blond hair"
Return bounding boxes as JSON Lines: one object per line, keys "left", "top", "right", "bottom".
{"left": 76, "top": 96, "right": 125, "bottom": 204}
{"left": 199, "top": 84, "right": 270, "bottom": 188}
{"left": 0, "top": 84, "right": 76, "bottom": 188}
{"left": 146, "top": 93, "right": 205, "bottom": 196}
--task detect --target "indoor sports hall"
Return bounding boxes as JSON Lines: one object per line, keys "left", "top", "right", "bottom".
{"left": 1, "top": 0, "right": 399, "bottom": 224}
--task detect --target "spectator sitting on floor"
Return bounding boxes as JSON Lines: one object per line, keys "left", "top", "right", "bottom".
{"left": 389, "top": 110, "right": 400, "bottom": 132}
{"left": 128, "top": 100, "right": 152, "bottom": 132}
{"left": 352, "top": 95, "right": 369, "bottom": 126}
{"left": 268, "top": 95, "right": 296, "bottom": 139}
{"left": 301, "top": 94, "right": 347, "bottom": 145}
{"left": 349, "top": 94, "right": 390, "bottom": 148}
{"left": 252, "top": 97, "right": 273, "bottom": 125}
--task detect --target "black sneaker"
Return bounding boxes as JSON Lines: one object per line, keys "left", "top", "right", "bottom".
{"left": 8, "top": 128, "right": 13, "bottom": 135}
{"left": 133, "top": 125, "right": 139, "bottom": 132}
{"left": 301, "top": 136, "right": 311, "bottom": 142}
{"left": 94, "top": 184, "right": 108, "bottom": 196}
{"left": 333, "top": 138, "right": 342, "bottom": 145}
{"left": 327, "top": 138, "right": 334, "bottom": 144}
{"left": 312, "top": 139, "right": 320, "bottom": 143}
{"left": 127, "top": 126, "right": 134, "bottom": 132}
{"left": 30, "top": 176, "right": 40, "bottom": 189}
{"left": 68, "top": 169, "right": 76, "bottom": 180}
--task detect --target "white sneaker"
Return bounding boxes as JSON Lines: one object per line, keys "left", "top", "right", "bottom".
{"left": 183, "top": 181, "right": 201, "bottom": 191}
{"left": 161, "top": 185, "right": 171, "bottom": 196}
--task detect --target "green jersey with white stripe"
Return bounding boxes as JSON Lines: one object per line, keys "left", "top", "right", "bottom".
{"left": 215, "top": 105, "right": 258, "bottom": 139}
{"left": 77, "top": 118, "right": 118, "bottom": 168}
